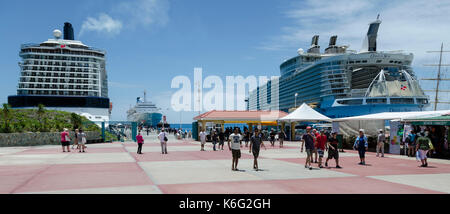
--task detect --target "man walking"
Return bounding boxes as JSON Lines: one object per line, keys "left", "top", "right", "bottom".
{"left": 354, "top": 129, "right": 368, "bottom": 165}
{"left": 325, "top": 131, "right": 342, "bottom": 168}
{"left": 249, "top": 128, "right": 266, "bottom": 171}
{"left": 228, "top": 127, "right": 242, "bottom": 171}
{"left": 406, "top": 130, "right": 417, "bottom": 157}
{"left": 376, "top": 129, "right": 386, "bottom": 157}
{"left": 416, "top": 131, "right": 431, "bottom": 167}
{"left": 312, "top": 129, "right": 320, "bottom": 163}
{"left": 316, "top": 129, "right": 327, "bottom": 168}
{"left": 301, "top": 127, "right": 316, "bottom": 170}
{"left": 158, "top": 128, "right": 168, "bottom": 154}
{"left": 219, "top": 130, "right": 225, "bottom": 150}
{"left": 199, "top": 129, "right": 207, "bottom": 151}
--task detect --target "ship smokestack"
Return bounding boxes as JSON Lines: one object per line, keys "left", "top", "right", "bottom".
{"left": 329, "top": 35, "right": 337, "bottom": 46}
{"left": 307, "top": 35, "right": 320, "bottom": 54}
{"left": 363, "top": 15, "right": 381, "bottom": 52}
{"left": 64, "top": 22, "right": 74, "bottom": 40}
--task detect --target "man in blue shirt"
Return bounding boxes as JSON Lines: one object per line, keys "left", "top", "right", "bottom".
{"left": 353, "top": 129, "right": 368, "bottom": 165}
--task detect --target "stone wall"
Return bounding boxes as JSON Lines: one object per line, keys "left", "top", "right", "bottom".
{"left": 0, "top": 131, "right": 102, "bottom": 147}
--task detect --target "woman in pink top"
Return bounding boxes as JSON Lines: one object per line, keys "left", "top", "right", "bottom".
{"left": 60, "top": 128, "right": 71, "bottom": 152}
{"left": 136, "top": 131, "right": 144, "bottom": 154}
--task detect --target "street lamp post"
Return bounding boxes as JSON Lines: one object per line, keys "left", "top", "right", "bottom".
{"left": 294, "top": 93, "right": 298, "bottom": 108}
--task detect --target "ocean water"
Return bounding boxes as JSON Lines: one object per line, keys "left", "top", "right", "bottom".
{"left": 169, "top": 123, "right": 247, "bottom": 132}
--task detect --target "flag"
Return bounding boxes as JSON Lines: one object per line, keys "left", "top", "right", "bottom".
{"left": 60, "top": 44, "right": 66, "bottom": 48}
{"left": 401, "top": 85, "right": 407, "bottom": 90}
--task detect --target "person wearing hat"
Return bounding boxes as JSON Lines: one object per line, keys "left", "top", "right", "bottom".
{"left": 406, "top": 130, "right": 417, "bottom": 157}
{"left": 353, "top": 129, "right": 368, "bottom": 165}
{"left": 316, "top": 129, "right": 327, "bottom": 168}
{"left": 301, "top": 126, "right": 316, "bottom": 170}
{"left": 376, "top": 129, "right": 386, "bottom": 157}
{"left": 60, "top": 128, "right": 71, "bottom": 152}
{"left": 312, "top": 129, "right": 320, "bottom": 163}
{"left": 416, "top": 131, "right": 431, "bottom": 167}
{"left": 325, "top": 131, "right": 341, "bottom": 168}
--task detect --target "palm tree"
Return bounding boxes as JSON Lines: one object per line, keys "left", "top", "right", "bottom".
{"left": 37, "top": 104, "right": 46, "bottom": 131}
{"left": 70, "top": 113, "right": 82, "bottom": 130}
{"left": 2, "top": 103, "right": 11, "bottom": 133}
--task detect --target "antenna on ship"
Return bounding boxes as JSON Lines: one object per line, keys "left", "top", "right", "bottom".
{"left": 423, "top": 43, "right": 450, "bottom": 110}
{"left": 144, "top": 90, "right": 147, "bottom": 103}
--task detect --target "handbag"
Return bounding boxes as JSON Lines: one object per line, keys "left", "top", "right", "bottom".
{"left": 163, "top": 133, "right": 168, "bottom": 142}
{"left": 65, "top": 133, "right": 70, "bottom": 142}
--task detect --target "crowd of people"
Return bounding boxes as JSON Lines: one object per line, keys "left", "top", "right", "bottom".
{"left": 59, "top": 128, "right": 87, "bottom": 153}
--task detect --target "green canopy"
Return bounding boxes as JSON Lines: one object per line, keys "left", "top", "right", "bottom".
{"left": 406, "top": 115, "right": 450, "bottom": 126}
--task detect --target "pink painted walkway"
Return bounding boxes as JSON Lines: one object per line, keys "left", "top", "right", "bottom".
{"left": 1, "top": 134, "right": 449, "bottom": 194}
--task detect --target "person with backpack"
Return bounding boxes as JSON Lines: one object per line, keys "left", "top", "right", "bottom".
{"left": 405, "top": 130, "right": 417, "bottom": 157}
{"left": 416, "top": 131, "right": 432, "bottom": 167}
{"left": 199, "top": 129, "right": 207, "bottom": 151}
{"left": 376, "top": 129, "right": 386, "bottom": 157}
{"left": 136, "top": 131, "right": 144, "bottom": 154}
{"left": 60, "top": 128, "right": 71, "bottom": 152}
{"left": 353, "top": 129, "right": 368, "bottom": 165}
{"left": 158, "top": 128, "right": 168, "bottom": 154}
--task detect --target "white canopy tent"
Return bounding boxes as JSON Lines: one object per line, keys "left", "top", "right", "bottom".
{"left": 279, "top": 103, "right": 332, "bottom": 122}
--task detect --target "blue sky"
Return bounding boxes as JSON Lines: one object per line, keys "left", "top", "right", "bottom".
{"left": 1, "top": 0, "right": 449, "bottom": 123}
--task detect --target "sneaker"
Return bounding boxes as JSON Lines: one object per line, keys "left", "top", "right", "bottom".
{"left": 319, "top": 165, "right": 323, "bottom": 168}
{"left": 309, "top": 166, "right": 313, "bottom": 170}
{"left": 336, "top": 165, "right": 342, "bottom": 169}
{"left": 424, "top": 163, "right": 428, "bottom": 167}
{"left": 325, "top": 162, "right": 328, "bottom": 167}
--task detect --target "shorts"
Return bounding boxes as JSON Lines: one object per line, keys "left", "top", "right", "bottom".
{"left": 328, "top": 149, "right": 339, "bottom": 160}
{"left": 358, "top": 149, "right": 366, "bottom": 158}
{"left": 201, "top": 140, "right": 206, "bottom": 145}
{"left": 419, "top": 149, "right": 428, "bottom": 160}
{"left": 305, "top": 149, "right": 313, "bottom": 157}
{"left": 219, "top": 140, "right": 224, "bottom": 146}
{"left": 232, "top": 149, "right": 241, "bottom": 159}
{"left": 61, "top": 141, "right": 70, "bottom": 146}
{"left": 252, "top": 149, "right": 260, "bottom": 158}
{"left": 317, "top": 149, "right": 324, "bottom": 158}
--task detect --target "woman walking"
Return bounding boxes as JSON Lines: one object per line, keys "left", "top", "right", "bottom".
{"left": 60, "top": 128, "right": 71, "bottom": 152}
{"left": 136, "top": 131, "right": 144, "bottom": 154}
{"left": 416, "top": 131, "right": 432, "bottom": 167}
{"left": 78, "top": 129, "right": 87, "bottom": 153}
{"left": 279, "top": 130, "right": 286, "bottom": 148}
{"left": 72, "top": 129, "right": 79, "bottom": 150}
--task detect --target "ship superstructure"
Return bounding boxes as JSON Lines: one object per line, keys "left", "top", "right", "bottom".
{"left": 127, "top": 91, "right": 163, "bottom": 127}
{"left": 248, "top": 16, "right": 430, "bottom": 118}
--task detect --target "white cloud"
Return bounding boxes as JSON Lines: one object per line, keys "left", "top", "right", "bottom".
{"left": 79, "top": 0, "right": 169, "bottom": 37}
{"left": 115, "top": 0, "right": 170, "bottom": 28}
{"left": 79, "top": 13, "right": 123, "bottom": 37}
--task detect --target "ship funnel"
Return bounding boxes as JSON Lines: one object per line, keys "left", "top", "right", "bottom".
{"left": 362, "top": 15, "right": 381, "bottom": 52}
{"left": 307, "top": 35, "right": 320, "bottom": 54}
{"left": 64, "top": 22, "right": 75, "bottom": 40}
{"left": 329, "top": 35, "right": 337, "bottom": 46}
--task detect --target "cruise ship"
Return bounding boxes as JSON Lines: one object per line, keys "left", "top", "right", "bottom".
{"left": 126, "top": 91, "right": 163, "bottom": 127}
{"left": 248, "top": 16, "right": 430, "bottom": 118}
{"left": 8, "top": 23, "right": 111, "bottom": 124}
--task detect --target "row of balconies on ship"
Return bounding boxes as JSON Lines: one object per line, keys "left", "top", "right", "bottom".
{"left": 20, "top": 72, "right": 99, "bottom": 79}
{"left": 20, "top": 48, "right": 105, "bottom": 58}
{"left": 18, "top": 90, "right": 99, "bottom": 97}
{"left": 19, "top": 60, "right": 100, "bottom": 68}
{"left": 21, "top": 54, "right": 102, "bottom": 63}
{"left": 19, "top": 78, "right": 98, "bottom": 84}
{"left": 21, "top": 67, "right": 99, "bottom": 73}
{"left": 18, "top": 84, "right": 99, "bottom": 90}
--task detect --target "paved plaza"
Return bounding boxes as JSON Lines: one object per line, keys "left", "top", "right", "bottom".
{"left": 1, "top": 133, "right": 450, "bottom": 194}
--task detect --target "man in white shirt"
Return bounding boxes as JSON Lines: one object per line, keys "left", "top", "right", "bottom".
{"left": 199, "top": 129, "right": 207, "bottom": 151}
{"left": 228, "top": 127, "right": 242, "bottom": 171}
{"left": 158, "top": 128, "right": 168, "bottom": 154}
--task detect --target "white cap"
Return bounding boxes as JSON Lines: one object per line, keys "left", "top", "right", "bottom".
{"left": 379, "top": 129, "right": 383, "bottom": 132}
{"left": 359, "top": 129, "right": 364, "bottom": 133}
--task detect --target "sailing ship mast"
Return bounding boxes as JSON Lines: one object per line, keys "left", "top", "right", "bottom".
{"left": 423, "top": 43, "right": 450, "bottom": 110}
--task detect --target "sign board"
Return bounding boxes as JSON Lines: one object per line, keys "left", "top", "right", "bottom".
{"left": 389, "top": 121, "right": 401, "bottom": 154}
